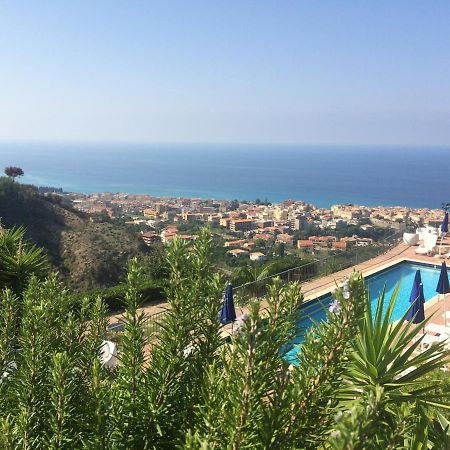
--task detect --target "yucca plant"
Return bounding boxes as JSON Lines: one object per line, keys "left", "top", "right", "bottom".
{"left": 232, "top": 262, "right": 275, "bottom": 286}
{"left": 0, "top": 226, "right": 47, "bottom": 294}
{"left": 232, "top": 262, "right": 277, "bottom": 306}
{"left": 344, "top": 284, "right": 449, "bottom": 404}
{"left": 329, "top": 282, "right": 450, "bottom": 449}
{"left": 0, "top": 289, "right": 18, "bottom": 385}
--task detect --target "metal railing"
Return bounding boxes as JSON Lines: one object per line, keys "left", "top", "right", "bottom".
{"left": 107, "top": 309, "right": 169, "bottom": 342}
{"left": 108, "top": 230, "right": 403, "bottom": 338}
{"left": 142, "top": 309, "right": 169, "bottom": 336}
{"left": 232, "top": 230, "right": 403, "bottom": 305}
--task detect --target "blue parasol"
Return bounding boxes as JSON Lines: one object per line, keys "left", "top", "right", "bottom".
{"left": 436, "top": 262, "right": 450, "bottom": 295}
{"left": 219, "top": 283, "right": 237, "bottom": 325}
{"left": 441, "top": 212, "right": 449, "bottom": 234}
{"left": 406, "top": 269, "right": 425, "bottom": 324}
{"left": 436, "top": 261, "right": 450, "bottom": 330}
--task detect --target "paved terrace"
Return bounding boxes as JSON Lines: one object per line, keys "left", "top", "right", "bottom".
{"left": 109, "top": 240, "right": 450, "bottom": 331}
{"left": 284, "top": 241, "right": 450, "bottom": 329}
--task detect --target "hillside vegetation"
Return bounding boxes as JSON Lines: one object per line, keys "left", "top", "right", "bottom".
{"left": 0, "top": 177, "right": 147, "bottom": 291}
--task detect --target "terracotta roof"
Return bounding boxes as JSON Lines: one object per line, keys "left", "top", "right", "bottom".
{"left": 332, "top": 242, "right": 347, "bottom": 249}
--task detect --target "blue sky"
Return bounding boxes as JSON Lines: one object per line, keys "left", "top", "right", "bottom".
{"left": 1, "top": 1, "right": 449, "bottom": 145}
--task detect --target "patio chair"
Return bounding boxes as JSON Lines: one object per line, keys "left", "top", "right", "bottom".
{"left": 100, "top": 340, "right": 118, "bottom": 368}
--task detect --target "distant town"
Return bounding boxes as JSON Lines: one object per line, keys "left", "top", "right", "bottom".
{"left": 46, "top": 189, "right": 444, "bottom": 262}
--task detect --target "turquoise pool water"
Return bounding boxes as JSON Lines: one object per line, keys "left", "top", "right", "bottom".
{"left": 285, "top": 261, "right": 447, "bottom": 363}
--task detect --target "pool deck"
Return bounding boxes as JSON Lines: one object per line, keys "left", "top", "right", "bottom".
{"left": 301, "top": 243, "right": 441, "bottom": 300}
{"left": 298, "top": 242, "right": 450, "bottom": 330}
{"left": 109, "top": 241, "right": 450, "bottom": 333}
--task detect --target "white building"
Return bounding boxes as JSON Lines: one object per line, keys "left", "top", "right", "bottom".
{"left": 250, "top": 252, "right": 267, "bottom": 262}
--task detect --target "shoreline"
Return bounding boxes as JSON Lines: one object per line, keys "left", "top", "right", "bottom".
{"left": 41, "top": 185, "right": 442, "bottom": 212}
{"left": 3, "top": 142, "right": 450, "bottom": 210}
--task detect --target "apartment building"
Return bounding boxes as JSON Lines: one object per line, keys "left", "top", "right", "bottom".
{"left": 141, "top": 232, "right": 161, "bottom": 246}
{"left": 230, "top": 219, "right": 254, "bottom": 232}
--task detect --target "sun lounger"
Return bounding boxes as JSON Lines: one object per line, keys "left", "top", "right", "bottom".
{"left": 425, "top": 323, "right": 449, "bottom": 336}
{"left": 417, "top": 226, "right": 439, "bottom": 240}
{"left": 419, "top": 332, "right": 449, "bottom": 350}
{"left": 436, "top": 251, "right": 450, "bottom": 259}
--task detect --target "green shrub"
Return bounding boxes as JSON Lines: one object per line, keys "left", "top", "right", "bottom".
{"left": 73, "top": 279, "right": 165, "bottom": 312}
{"left": 0, "top": 225, "right": 48, "bottom": 294}
{"left": 0, "top": 228, "right": 448, "bottom": 448}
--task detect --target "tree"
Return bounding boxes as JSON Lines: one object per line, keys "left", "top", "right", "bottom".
{"left": 274, "top": 242, "right": 285, "bottom": 257}
{"left": 92, "top": 209, "right": 111, "bottom": 223}
{"left": 139, "top": 243, "right": 168, "bottom": 280}
{"left": 4, "top": 166, "right": 24, "bottom": 182}
{"left": 229, "top": 199, "right": 239, "bottom": 211}
{"left": 263, "top": 196, "right": 271, "bottom": 206}
{"left": 232, "top": 261, "right": 274, "bottom": 285}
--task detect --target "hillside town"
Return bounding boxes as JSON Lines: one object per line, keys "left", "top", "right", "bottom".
{"left": 61, "top": 191, "right": 445, "bottom": 260}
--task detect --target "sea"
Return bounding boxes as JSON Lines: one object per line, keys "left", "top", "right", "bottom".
{"left": 1, "top": 142, "right": 449, "bottom": 208}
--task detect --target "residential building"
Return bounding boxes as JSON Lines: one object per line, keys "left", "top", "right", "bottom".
{"left": 276, "top": 233, "right": 294, "bottom": 246}
{"left": 143, "top": 208, "right": 159, "bottom": 219}
{"left": 298, "top": 240, "right": 314, "bottom": 249}
{"left": 220, "top": 217, "right": 233, "bottom": 228}
{"left": 250, "top": 252, "right": 267, "bottom": 262}
{"left": 273, "top": 207, "right": 288, "bottom": 221}
{"left": 227, "top": 249, "right": 249, "bottom": 258}
{"left": 224, "top": 239, "right": 248, "bottom": 248}
{"left": 309, "top": 236, "right": 337, "bottom": 248}
{"left": 256, "top": 219, "right": 274, "bottom": 229}
{"left": 292, "top": 215, "right": 307, "bottom": 230}
{"left": 230, "top": 219, "right": 254, "bottom": 232}
{"left": 253, "top": 233, "right": 273, "bottom": 243}
{"left": 332, "top": 241, "right": 348, "bottom": 250}
{"left": 141, "top": 232, "right": 161, "bottom": 246}
{"left": 207, "top": 215, "right": 220, "bottom": 226}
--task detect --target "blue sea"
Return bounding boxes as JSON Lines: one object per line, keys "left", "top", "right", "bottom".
{"left": 1, "top": 142, "right": 449, "bottom": 208}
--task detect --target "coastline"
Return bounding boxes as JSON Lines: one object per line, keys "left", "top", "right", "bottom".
{"left": 2, "top": 142, "right": 450, "bottom": 209}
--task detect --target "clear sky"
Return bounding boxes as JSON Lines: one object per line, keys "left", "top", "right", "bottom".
{"left": 1, "top": 1, "right": 450, "bottom": 145}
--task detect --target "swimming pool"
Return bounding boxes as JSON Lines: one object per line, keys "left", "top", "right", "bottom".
{"left": 285, "top": 261, "right": 448, "bottom": 363}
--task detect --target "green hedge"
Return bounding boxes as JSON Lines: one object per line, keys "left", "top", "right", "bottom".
{"left": 73, "top": 280, "right": 165, "bottom": 312}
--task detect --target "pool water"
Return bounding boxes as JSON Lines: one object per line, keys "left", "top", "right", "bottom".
{"left": 285, "top": 261, "right": 448, "bottom": 363}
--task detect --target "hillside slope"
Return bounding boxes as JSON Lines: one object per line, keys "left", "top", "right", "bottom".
{"left": 0, "top": 178, "right": 147, "bottom": 291}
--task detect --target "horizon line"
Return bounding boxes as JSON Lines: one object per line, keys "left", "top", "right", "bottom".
{"left": 1, "top": 138, "right": 450, "bottom": 148}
